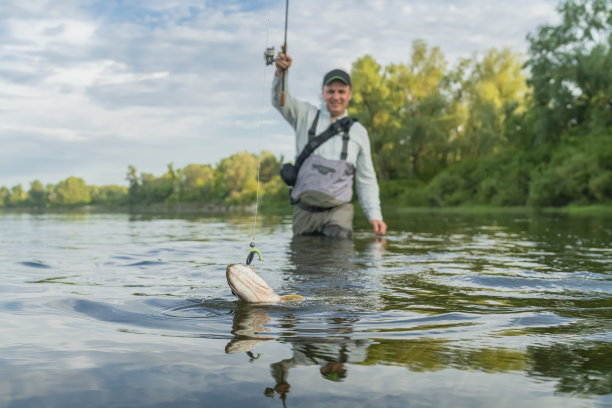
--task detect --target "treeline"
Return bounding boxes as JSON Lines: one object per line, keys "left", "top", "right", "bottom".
{"left": 0, "top": 178, "right": 128, "bottom": 208}
{"left": 125, "top": 151, "right": 285, "bottom": 207}
{"left": 349, "top": 0, "right": 612, "bottom": 207}
{"left": 0, "top": 151, "right": 286, "bottom": 209}
{"left": 2, "top": 0, "right": 611, "bottom": 210}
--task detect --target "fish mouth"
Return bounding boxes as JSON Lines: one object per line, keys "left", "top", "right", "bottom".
{"left": 226, "top": 264, "right": 245, "bottom": 296}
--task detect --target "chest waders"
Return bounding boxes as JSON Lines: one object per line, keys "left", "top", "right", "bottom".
{"left": 290, "top": 111, "right": 357, "bottom": 239}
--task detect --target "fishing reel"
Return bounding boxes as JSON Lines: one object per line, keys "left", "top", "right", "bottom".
{"left": 264, "top": 46, "right": 276, "bottom": 66}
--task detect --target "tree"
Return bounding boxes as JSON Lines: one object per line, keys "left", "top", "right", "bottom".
{"left": 28, "top": 180, "right": 47, "bottom": 207}
{"left": 52, "top": 177, "right": 91, "bottom": 206}
{"left": 90, "top": 185, "right": 128, "bottom": 206}
{"left": 0, "top": 187, "right": 9, "bottom": 207}
{"left": 126, "top": 165, "right": 140, "bottom": 205}
{"left": 526, "top": 0, "right": 612, "bottom": 144}
{"left": 215, "top": 151, "right": 259, "bottom": 204}
{"left": 451, "top": 48, "right": 529, "bottom": 158}
{"left": 181, "top": 163, "right": 215, "bottom": 201}
{"left": 258, "top": 151, "right": 282, "bottom": 183}
{"left": 350, "top": 42, "right": 457, "bottom": 181}
{"left": 8, "top": 185, "right": 26, "bottom": 206}
{"left": 389, "top": 40, "right": 457, "bottom": 179}
{"left": 349, "top": 55, "right": 401, "bottom": 180}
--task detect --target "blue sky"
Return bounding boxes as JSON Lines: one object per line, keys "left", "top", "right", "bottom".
{"left": 0, "top": 0, "right": 560, "bottom": 188}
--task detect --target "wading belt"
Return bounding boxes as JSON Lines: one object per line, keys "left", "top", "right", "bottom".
{"left": 297, "top": 202, "right": 333, "bottom": 212}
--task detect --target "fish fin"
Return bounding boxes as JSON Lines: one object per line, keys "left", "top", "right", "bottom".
{"left": 279, "top": 295, "right": 304, "bottom": 302}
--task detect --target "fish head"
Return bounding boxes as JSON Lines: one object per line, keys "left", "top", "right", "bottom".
{"left": 226, "top": 263, "right": 280, "bottom": 303}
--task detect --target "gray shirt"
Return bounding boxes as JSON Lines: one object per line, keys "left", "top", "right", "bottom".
{"left": 272, "top": 75, "right": 383, "bottom": 221}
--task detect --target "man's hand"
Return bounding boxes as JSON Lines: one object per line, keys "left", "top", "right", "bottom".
{"left": 275, "top": 51, "right": 292, "bottom": 76}
{"left": 370, "top": 219, "right": 387, "bottom": 236}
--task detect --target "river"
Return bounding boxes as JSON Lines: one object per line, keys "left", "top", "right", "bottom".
{"left": 1, "top": 209, "right": 611, "bottom": 407}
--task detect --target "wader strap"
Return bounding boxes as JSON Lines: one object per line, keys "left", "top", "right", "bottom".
{"left": 341, "top": 131, "right": 349, "bottom": 160}
{"left": 308, "top": 110, "right": 320, "bottom": 142}
{"left": 295, "top": 116, "right": 357, "bottom": 172}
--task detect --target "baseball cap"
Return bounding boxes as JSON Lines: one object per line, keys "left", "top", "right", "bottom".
{"left": 322, "top": 69, "right": 351, "bottom": 87}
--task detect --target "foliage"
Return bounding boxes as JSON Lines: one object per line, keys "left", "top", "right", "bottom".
{"left": 53, "top": 177, "right": 91, "bottom": 206}
{"left": 528, "top": 131, "right": 612, "bottom": 206}
{"left": 90, "top": 185, "right": 129, "bottom": 206}
{"left": 525, "top": 0, "right": 612, "bottom": 144}
{"left": 350, "top": 42, "right": 529, "bottom": 183}
{"left": 1, "top": 150, "right": 286, "bottom": 210}
{"left": 451, "top": 48, "right": 529, "bottom": 158}
{"left": 353, "top": 0, "right": 611, "bottom": 208}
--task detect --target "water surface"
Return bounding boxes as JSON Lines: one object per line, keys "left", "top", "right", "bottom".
{"left": 1, "top": 210, "right": 611, "bottom": 407}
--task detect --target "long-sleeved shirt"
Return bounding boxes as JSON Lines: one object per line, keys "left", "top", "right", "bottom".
{"left": 272, "top": 74, "right": 383, "bottom": 221}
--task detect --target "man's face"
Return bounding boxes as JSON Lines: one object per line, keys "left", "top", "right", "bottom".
{"left": 322, "top": 80, "right": 352, "bottom": 119}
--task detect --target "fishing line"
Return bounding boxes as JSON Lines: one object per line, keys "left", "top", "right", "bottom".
{"left": 247, "top": 19, "right": 271, "bottom": 260}
{"left": 248, "top": 0, "right": 289, "bottom": 265}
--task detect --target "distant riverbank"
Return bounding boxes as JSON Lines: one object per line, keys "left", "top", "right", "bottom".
{"left": 3, "top": 203, "right": 612, "bottom": 217}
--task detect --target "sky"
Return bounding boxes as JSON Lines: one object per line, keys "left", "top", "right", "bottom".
{"left": 0, "top": 0, "right": 561, "bottom": 189}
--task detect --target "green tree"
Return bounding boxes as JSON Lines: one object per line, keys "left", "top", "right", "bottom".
{"left": 350, "top": 54, "right": 401, "bottom": 180}
{"left": 526, "top": 0, "right": 612, "bottom": 144}
{"left": 258, "top": 151, "right": 282, "bottom": 183}
{"left": 45, "top": 183, "right": 57, "bottom": 205}
{"left": 389, "top": 40, "right": 458, "bottom": 180}
{"left": 143, "top": 171, "right": 173, "bottom": 204}
{"left": 53, "top": 177, "right": 91, "bottom": 206}
{"left": 215, "top": 151, "right": 259, "bottom": 204}
{"left": 181, "top": 163, "right": 216, "bottom": 201}
{"left": 90, "top": 185, "right": 128, "bottom": 206}
{"left": 350, "top": 42, "right": 457, "bottom": 181}
{"left": 28, "top": 180, "right": 47, "bottom": 207}
{"left": 126, "top": 165, "right": 140, "bottom": 205}
{"left": 452, "top": 48, "right": 529, "bottom": 159}
{"left": 164, "top": 163, "right": 181, "bottom": 205}
{"left": 8, "top": 185, "right": 26, "bottom": 206}
{"left": 0, "top": 186, "right": 9, "bottom": 207}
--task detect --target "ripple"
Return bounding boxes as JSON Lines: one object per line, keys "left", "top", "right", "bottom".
{"left": 18, "top": 261, "right": 51, "bottom": 269}
{"left": 160, "top": 299, "right": 235, "bottom": 319}
{"left": 47, "top": 297, "right": 234, "bottom": 339}
{"left": 124, "top": 260, "right": 168, "bottom": 267}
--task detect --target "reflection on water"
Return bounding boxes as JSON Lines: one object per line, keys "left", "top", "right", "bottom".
{"left": 1, "top": 210, "right": 612, "bottom": 407}
{"left": 225, "top": 303, "right": 274, "bottom": 355}
{"left": 225, "top": 302, "right": 370, "bottom": 401}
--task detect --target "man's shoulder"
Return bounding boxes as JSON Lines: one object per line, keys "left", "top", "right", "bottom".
{"left": 349, "top": 120, "right": 368, "bottom": 136}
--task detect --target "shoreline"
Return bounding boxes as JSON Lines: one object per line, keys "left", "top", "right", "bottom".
{"left": 2, "top": 203, "right": 611, "bottom": 216}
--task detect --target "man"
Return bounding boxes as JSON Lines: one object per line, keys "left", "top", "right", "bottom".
{"left": 273, "top": 51, "right": 387, "bottom": 238}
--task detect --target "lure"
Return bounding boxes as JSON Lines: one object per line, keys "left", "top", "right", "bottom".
{"left": 246, "top": 241, "right": 263, "bottom": 266}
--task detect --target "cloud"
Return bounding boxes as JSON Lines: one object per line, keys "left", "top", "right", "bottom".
{"left": 0, "top": 0, "right": 560, "bottom": 188}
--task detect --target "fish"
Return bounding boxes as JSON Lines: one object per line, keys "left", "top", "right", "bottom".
{"left": 226, "top": 263, "right": 304, "bottom": 303}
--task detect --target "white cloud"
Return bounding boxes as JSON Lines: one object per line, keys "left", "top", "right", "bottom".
{"left": 0, "top": 124, "right": 87, "bottom": 142}
{"left": 44, "top": 60, "right": 169, "bottom": 89}
{"left": 7, "top": 18, "right": 96, "bottom": 49}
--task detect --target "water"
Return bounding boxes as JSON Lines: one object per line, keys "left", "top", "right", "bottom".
{"left": 1, "top": 209, "right": 611, "bottom": 408}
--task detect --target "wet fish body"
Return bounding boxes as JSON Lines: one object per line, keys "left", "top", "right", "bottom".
{"left": 226, "top": 263, "right": 303, "bottom": 303}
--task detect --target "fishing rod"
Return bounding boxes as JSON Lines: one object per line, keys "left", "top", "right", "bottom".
{"left": 264, "top": 0, "right": 289, "bottom": 106}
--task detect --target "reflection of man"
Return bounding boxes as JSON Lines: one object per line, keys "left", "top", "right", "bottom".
{"left": 273, "top": 51, "right": 387, "bottom": 239}
{"left": 266, "top": 337, "right": 371, "bottom": 403}
{"left": 319, "top": 362, "right": 347, "bottom": 382}
{"left": 224, "top": 301, "right": 370, "bottom": 404}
